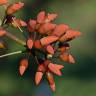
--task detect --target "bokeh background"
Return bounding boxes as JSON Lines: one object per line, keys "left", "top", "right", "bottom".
{"left": 0, "top": 0, "right": 96, "bottom": 96}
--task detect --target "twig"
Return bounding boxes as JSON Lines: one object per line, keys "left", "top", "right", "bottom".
{"left": 6, "top": 32, "right": 26, "bottom": 46}
{"left": 0, "top": 51, "right": 22, "bottom": 58}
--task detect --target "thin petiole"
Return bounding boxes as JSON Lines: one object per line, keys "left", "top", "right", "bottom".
{"left": 0, "top": 51, "right": 22, "bottom": 58}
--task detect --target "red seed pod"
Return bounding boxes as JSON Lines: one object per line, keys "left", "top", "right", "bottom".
{"left": 46, "top": 72, "right": 55, "bottom": 92}
{"left": 40, "top": 36, "right": 58, "bottom": 46}
{"left": 26, "top": 38, "right": 33, "bottom": 49}
{"left": 34, "top": 40, "right": 42, "bottom": 49}
{"left": 19, "top": 58, "right": 28, "bottom": 76}
{"left": 48, "top": 63, "right": 63, "bottom": 76}
{"left": 6, "top": 2, "right": 24, "bottom": 15}
{"left": 35, "top": 64, "right": 46, "bottom": 85}
{"left": 51, "top": 24, "right": 69, "bottom": 37}
{"left": 0, "top": 0, "right": 8, "bottom": 5}
{"left": 45, "top": 45, "right": 55, "bottom": 55}
{"left": 38, "top": 23, "right": 56, "bottom": 34}
{"left": 37, "top": 11, "right": 46, "bottom": 24}
{"left": 35, "top": 72, "right": 43, "bottom": 85}
{"left": 59, "top": 29, "right": 81, "bottom": 42}
{"left": 28, "top": 19, "right": 37, "bottom": 32}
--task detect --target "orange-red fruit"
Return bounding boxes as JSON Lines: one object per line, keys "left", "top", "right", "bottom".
{"left": 46, "top": 72, "right": 55, "bottom": 92}
{"left": 35, "top": 72, "right": 43, "bottom": 85}
{"left": 6, "top": 2, "right": 24, "bottom": 15}
{"left": 28, "top": 19, "right": 36, "bottom": 32}
{"left": 59, "top": 29, "right": 81, "bottom": 42}
{"left": 48, "top": 63, "right": 63, "bottom": 76}
{"left": 19, "top": 59, "right": 28, "bottom": 76}
{"left": 37, "top": 11, "right": 46, "bottom": 24}
{"left": 26, "top": 38, "right": 33, "bottom": 49}
{"left": 40, "top": 36, "right": 58, "bottom": 46}
{"left": 0, "top": 0, "right": 7, "bottom": 5}
{"left": 39, "top": 23, "right": 56, "bottom": 34}
{"left": 45, "top": 45, "right": 54, "bottom": 54}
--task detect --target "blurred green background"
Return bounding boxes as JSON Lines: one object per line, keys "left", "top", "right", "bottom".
{"left": 0, "top": 0, "right": 96, "bottom": 96}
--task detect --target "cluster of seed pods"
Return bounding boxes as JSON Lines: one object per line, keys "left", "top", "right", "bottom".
{"left": 0, "top": 0, "right": 81, "bottom": 92}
